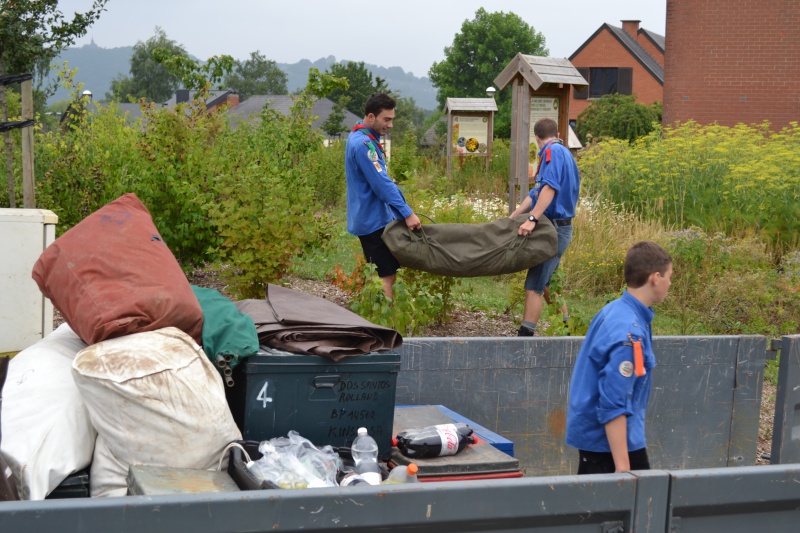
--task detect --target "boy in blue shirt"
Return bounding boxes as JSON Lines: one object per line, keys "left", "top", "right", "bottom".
{"left": 566, "top": 241, "right": 673, "bottom": 474}
{"left": 510, "top": 117, "right": 580, "bottom": 336}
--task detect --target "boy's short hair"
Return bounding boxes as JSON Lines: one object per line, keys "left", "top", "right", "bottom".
{"left": 533, "top": 117, "right": 558, "bottom": 140}
{"left": 624, "top": 241, "right": 672, "bottom": 288}
{"left": 364, "top": 93, "right": 396, "bottom": 117}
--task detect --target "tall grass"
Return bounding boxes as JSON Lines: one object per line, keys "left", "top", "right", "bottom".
{"left": 579, "top": 121, "right": 800, "bottom": 260}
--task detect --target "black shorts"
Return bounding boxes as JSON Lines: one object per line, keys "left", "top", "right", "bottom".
{"left": 358, "top": 228, "right": 400, "bottom": 278}
{"left": 577, "top": 448, "right": 650, "bottom": 474}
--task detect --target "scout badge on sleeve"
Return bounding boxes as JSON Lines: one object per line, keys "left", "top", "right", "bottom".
{"left": 628, "top": 333, "right": 646, "bottom": 377}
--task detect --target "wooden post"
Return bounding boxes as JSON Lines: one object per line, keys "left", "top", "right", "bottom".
{"left": 446, "top": 113, "right": 453, "bottom": 177}
{"left": 508, "top": 78, "right": 520, "bottom": 214}
{"left": 21, "top": 79, "right": 35, "bottom": 208}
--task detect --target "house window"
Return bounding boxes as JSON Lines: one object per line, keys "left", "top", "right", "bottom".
{"left": 574, "top": 67, "right": 632, "bottom": 100}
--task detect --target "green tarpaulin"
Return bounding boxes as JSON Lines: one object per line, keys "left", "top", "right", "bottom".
{"left": 381, "top": 214, "right": 558, "bottom": 277}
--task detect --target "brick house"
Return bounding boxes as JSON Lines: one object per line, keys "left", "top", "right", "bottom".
{"left": 663, "top": 0, "right": 800, "bottom": 130}
{"left": 568, "top": 20, "right": 664, "bottom": 124}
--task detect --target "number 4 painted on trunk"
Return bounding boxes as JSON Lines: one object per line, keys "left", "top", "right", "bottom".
{"left": 257, "top": 382, "right": 273, "bottom": 408}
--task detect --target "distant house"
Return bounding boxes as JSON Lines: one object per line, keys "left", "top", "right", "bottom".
{"left": 62, "top": 90, "right": 361, "bottom": 141}
{"left": 62, "top": 89, "right": 240, "bottom": 126}
{"left": 226, "top": 95, "right": 362, "bottom": 140}
{"left": 165, "top": 90, "right": 240, "bottom": 114}
{"left": 663, "top": 0, "right": 800, "bottom": 130}
{"left": 568, "top": 20, "right": 664, "bottom": 123}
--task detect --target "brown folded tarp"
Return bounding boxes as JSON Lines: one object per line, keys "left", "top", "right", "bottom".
{"left": 381, "top": 214, "right": 559, "bottom": 277}
{"left": 235, "top": 285, "right": 402, "bottom": 361}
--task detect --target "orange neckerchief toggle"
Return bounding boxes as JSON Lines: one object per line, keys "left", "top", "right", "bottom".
{"left": 628, "top": 333, "right": 646, "bottom": 377}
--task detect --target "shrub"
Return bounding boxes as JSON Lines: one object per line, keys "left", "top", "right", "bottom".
{"left": 578, "top": 120, "right": 800, "bottom": 259}
{"left": 34, "top": 101, "right": 140, "bottom": 231}
{"left": 576, "top": 93, "right": 660, "bottom": 144}
{"left": 208, "top": 79, "right": 333, "bottom": 299}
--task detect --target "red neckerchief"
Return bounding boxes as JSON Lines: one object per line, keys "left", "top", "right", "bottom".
{"left": 533, "top": 138, "right": 563, "bottom": 178}
{"left": 352, "top": 122, "right": 385, "bottom": 157}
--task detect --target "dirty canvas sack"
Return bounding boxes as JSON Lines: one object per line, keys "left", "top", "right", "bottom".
{"left": 0, "top": 324, "right": 93, "bottom": 500}
{"left": 31, "top": 193, "right": 203, "bottom": 346}
{"left": 71, "top": 327, "right": 241, "bottom": 497}
{"left": 381, "top": 214, "right": 558, "bottom": 277}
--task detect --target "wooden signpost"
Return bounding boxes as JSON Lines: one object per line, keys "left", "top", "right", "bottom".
{"left": 493, "top": 55, "right": 587, "bottom": 213}
{"left": 444, "top": 97, "right": 497, "bottom": 177}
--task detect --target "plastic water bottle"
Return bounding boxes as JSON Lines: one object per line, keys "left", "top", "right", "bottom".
{"left": 351, "top": 427, "right": 381, "bottom": 485}
{"left": 337, "top": 469, "right": 371, "bottom": 487}
{"left": 382, "top": 463, "right": 420, "bottom": 484}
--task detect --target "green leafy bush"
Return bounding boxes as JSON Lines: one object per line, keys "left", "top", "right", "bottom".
{"left": 207, "top": 72, "right": 344, "bottom": 299}
{"left": 576, "top": 93, "right": 660, "bottom": 144}
{"left": 127, "top": 97, "right": 225, "bottom": 266}
{"left": 34, "top": 100, "right": 139, "bottom": 230}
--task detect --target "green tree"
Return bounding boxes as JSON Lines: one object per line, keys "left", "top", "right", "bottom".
{"left": 224, "top": 51, "right": 287, "bottom": 100}
{"left": 392, "top": 95, "right": 429, "bottom": 147}
{"left": 325, "top": 60, "right": 389, "bottom": 117}
{"left": 575, "top": 93, "right": 660, "bottom": 144}
{"left": 107, "top": 27, "right": 185, "bottom": 103}
{"left": 428, "top": 8, "right": 547, "bottom": 138}
{"left": 321, "top": 95, "right": 349, "bottom": 138}
{"left": 0, "top": 0, "right": 108, "bottom": 207}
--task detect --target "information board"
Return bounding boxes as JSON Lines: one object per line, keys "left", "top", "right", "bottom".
{"left": 451, "top": 115, "right": 490, "bottom": 155}
{"left": 529, "top": 96, "right": 559, "bottom": 139}
{"left": 528, "top": 96, "right": 560, "bottom": 175}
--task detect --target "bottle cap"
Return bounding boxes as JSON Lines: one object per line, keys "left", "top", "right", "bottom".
{"left": 407, "top": 463, "right": 419, "bottom": 475}
{"left": 392, "top": 437, "right": 398, "bottom": 446}
{"left": 357, "top": 427, "right": 368, "bottom": 436}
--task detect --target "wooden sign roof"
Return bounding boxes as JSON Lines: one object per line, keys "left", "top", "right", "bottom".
{"left": 443, "top": 97, "right": 498, "bottom": 113}
{"left": 493, "top": 54, "right": 588, "bottom": 91}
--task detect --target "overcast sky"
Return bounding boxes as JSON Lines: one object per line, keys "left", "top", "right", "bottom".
{"left": 57, "top": 0, "right": 667, "bottom": 78}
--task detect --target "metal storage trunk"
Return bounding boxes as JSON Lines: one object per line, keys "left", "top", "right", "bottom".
{"left": 226, "top": 348, "right": 400, "bottom": 459}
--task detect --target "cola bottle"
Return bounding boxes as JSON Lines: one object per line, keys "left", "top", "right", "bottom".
{"left": 394, "top": 423, "right": 475, "bottom": 458}
{"left": 350, "top": 427, "right": 382, "bottom": 485}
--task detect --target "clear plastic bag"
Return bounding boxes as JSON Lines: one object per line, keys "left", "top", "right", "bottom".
{"left": 249, "top": 431, "right": 341, "bottom": 489}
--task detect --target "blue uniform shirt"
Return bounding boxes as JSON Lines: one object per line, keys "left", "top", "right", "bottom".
{"left": 566, "top": 291, "right": 656, "bottom": 453}
{"left": 345, "top": 125, "right": 412, "bottom": 236}
{"left": 529, "top": 140, "right": 580, "bottom": 220}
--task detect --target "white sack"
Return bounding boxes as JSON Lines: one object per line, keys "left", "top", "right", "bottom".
{"left": 89, "top": 434, "right": 128, "bottom": 497}
{"left": 0, "top": 324, "right": 93, "bottom": 500}
{"left": 72, "top": 327, "right": 241, "bottom": 497}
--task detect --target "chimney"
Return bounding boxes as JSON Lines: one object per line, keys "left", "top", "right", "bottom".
{"left": 176, "top": 89, "right": 191, "bottom": 104}
{"left": 621, "top": 20, "right": 641, "bottom": 38}
{"left": 226, "top": 93, "right": 240, "bottom": 107}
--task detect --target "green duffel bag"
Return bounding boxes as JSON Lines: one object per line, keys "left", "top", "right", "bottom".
{"left": 381, "top": 214, "right": 558, "bottom": 277}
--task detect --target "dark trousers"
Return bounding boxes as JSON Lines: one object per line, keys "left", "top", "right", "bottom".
{"left": 577, "top": 448, "right": 650, "bottom": 475}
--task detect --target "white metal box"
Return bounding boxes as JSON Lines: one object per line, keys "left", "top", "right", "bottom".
{"left": 0, "top": 208, "right": 58, "bottom": 353}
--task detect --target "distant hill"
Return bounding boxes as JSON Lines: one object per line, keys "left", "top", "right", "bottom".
{"left": 47, "top": 42, "right": 439, "bottom": 110}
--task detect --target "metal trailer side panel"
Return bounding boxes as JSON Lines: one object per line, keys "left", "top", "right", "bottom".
{"left": 395, "top": 336, "right": 767, "bottom": 476}
{"left": 665, "top": 464, "right": 800, "bottom": 533}
{"left": 772, "top": 335, "right": 800, "bottom": 464}
{"left": 0, "top": 474, "right": 646, "bottom": 533}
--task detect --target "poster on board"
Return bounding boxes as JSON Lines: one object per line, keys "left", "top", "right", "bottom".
{"left": 451, "top": 115, "right": 489, "bottom": 155}
{"left": 529, "top": 96, "right": 559, "bottom": 138}
{"left": 528, "top": 96, "right": 560, "bottom": 176}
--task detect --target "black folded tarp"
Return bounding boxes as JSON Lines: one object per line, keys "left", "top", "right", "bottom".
{"left": 381, "top": 214, "right": 559, "bottom": 277}
{"left": 235, "top": 285, "right": 402, "bottom": 361}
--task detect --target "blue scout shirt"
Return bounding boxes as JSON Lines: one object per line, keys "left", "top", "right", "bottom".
{"left": 566, "top": 291, "right": 656, "bottom": 453}
{"left": 345, "top": 125, "right": 412, "bottom": 236}
{"left": 529, "top": 140, "right": 580, "bottom": 220}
